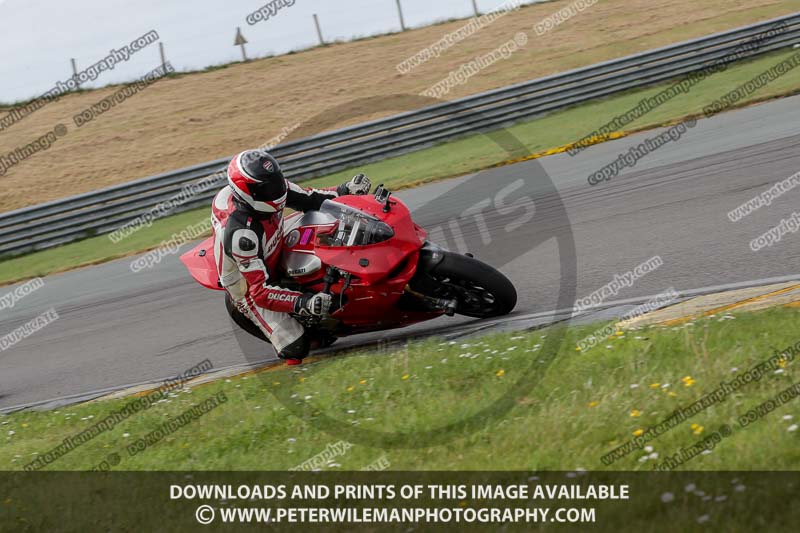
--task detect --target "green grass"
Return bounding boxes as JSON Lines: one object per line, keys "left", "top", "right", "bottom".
{"left": 2, "top": 48, "right": 800, "bottom": 286}
{"left": 4, "top": 306, "right": 800, "bottom": 530}
{"left": 2, "top": 305, "right": 799, "bottom": 472}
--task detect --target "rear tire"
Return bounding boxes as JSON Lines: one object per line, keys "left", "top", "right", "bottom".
{"left": 413, "top": 252, "right": 517, "bottom": 318}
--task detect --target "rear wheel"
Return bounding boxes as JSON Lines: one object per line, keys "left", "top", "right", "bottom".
{"left": 411, "top": 252, "right": 517, "bottom": 318}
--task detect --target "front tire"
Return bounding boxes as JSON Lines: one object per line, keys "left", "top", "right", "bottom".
{"left": 412, "top": 252, "right": 517, "bottom": 318}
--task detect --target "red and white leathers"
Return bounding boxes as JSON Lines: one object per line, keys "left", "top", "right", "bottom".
{"left": 211, "top": 182, "right": 341, "bottom": 353}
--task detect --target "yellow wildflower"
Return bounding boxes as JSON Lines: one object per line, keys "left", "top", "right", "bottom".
{"left": 496, "top": 369, "right": 505, "bottom": 377}
{"left": 630, "top": 409, "right": 642, "bottom": 417}
{"left": 633, "top": 429, "right": 644, "bottom": 436}
{"left": 588, "top": 401, "right": 599, "bottom": 407}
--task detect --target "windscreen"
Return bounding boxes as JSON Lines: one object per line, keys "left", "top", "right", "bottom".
{"left": 316, "top": 200, "right": 394, "bottom": 247}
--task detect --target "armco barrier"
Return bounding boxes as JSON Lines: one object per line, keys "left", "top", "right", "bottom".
{"left": 1, "top": 13, "right": 799, "bottom": 256}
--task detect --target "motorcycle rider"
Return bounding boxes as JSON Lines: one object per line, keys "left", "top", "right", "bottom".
{"left": 211, "top": 149, "right": 371, "bottom": 363}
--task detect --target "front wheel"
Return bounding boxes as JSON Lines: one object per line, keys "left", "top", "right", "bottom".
{"left": 411, "top": 252, "right": 517, "bottom": 318}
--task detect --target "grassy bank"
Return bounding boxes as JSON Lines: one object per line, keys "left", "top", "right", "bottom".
{"left": 1, "top": 0, "right": 793, "bottom": 212}
{"left": 1, "top": 304, "right": 798, "bottom": 471}
{"left": 2, "top": 48, "right": 800, "bottom": 286}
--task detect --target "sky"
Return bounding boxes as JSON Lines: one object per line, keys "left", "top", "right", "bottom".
{"left": 0, "top": 0, "right": 545, "bottom": 102}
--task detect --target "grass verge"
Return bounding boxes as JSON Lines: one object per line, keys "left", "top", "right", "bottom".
{"left": 1, "top": 304, "right": 798, "bottom": 471}
{"left": 2, "top": 47, "right": 799, "bottom": 286}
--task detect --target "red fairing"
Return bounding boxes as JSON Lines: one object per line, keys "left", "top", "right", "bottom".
{"left": 314, "top": 195, "right": 423, "bottom": 284}
{"left": 182, "top": 192, "right": 443, "bottom": 336}
{"left": 180, "top": 237, "right": 221, "bottom": 291}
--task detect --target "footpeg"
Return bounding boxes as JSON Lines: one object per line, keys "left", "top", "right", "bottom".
{"left": 405, "top": 286, "right": 458, "bottom": 316}
{"left": 434, "top": 298, "right": 457, "bottom": 316}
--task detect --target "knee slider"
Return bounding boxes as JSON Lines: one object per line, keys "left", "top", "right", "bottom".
{"left": 278, "top": 333, "right": 310, "bottom": 360}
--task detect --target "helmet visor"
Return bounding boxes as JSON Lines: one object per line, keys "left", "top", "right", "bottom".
{"left": 248, "top": 178, "right": 287, "bottom": 202}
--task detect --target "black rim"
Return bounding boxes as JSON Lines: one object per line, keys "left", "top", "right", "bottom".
{"left": 429, "top": 274, "right": 500, "bottom": 316}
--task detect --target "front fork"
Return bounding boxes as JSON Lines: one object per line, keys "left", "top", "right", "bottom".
{"left": 405, "top": 241, "right": 457, "bottom": 316}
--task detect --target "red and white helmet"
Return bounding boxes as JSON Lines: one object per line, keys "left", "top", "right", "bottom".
{"left": 227, "top": 150, "right": 288, "bottom": 213}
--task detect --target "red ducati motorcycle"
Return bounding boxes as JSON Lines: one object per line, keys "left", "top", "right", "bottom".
{"left": 181, "top": 185, "right": 517, "bottom": 348}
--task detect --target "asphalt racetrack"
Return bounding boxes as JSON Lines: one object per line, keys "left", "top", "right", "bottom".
{"left": 1, "top": 95, "right": 799, "bottom": 411}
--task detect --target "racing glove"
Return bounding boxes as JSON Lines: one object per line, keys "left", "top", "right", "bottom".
{"left": 338, "top": 173, "right": 371, "bottom": 196}
{"left": 294, "top": 292, "right": 332, "bottom": 317}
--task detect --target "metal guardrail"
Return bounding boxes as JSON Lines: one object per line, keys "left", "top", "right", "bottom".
{"left": 2, "top": 12, "right": 799, "bottom": 256}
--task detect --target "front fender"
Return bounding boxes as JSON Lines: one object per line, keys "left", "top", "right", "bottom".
{"left": 416, "top": 241, "right": 447, "bottom": 273}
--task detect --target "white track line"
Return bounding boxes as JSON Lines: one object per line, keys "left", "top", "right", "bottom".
{"left": 509, "top": 273, "right": 800, "bottom": 322}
